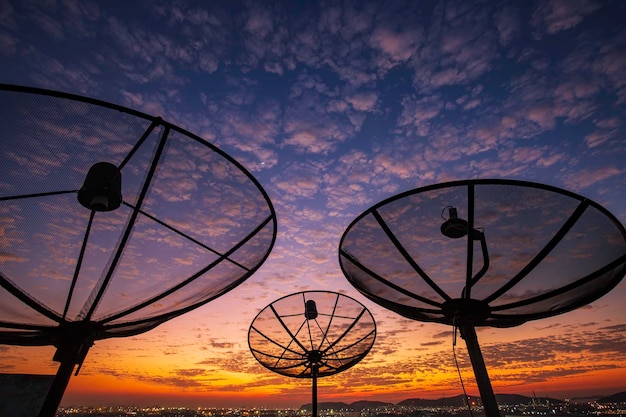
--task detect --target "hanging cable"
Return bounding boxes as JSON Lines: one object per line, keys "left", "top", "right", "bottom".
{"left": 453, "top": 320, "right": 474, "bottom": 417}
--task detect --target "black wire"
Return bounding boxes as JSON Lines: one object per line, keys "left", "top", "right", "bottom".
{"left": 453, "top": 323, "right": 474, "bottom": 417}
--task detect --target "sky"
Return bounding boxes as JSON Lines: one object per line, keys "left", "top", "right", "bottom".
{"left": 1, "top": 0, "right": 626, "bottom": 410}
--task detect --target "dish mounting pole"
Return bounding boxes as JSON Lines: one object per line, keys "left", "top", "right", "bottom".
{"left": 311, "top": 364, "right": 318, "bottom": 417}
{"left": 38, "top": 342, "right": 92, "bottom": 417}
{"left": 458, "top": 321, "right": 500, "bottom": 417}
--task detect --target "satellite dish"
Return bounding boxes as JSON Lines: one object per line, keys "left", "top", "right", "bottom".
{"left": 0, "top": 84, "right": 277, "bottom": 417}
{"left": 339, "top": 179, "right": 626, "bottom": 417}
{"left": 248, "top": 291, "right": 376, "bottom": 417}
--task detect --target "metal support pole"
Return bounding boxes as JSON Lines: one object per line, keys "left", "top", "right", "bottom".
{"left": 38, "top": 357, "right": 77, "bottom": 417}
{"left": 311, "top": 365, "right": 318, "bottom": 417}
{"left": 38, "top": 334, "right": 93, "bottom": 417}
{"left": 459, "top": 322, "right": 500, "bottom": 417}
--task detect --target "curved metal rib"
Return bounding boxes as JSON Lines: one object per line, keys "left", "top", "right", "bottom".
{"left": 249, "top": 325, "right": 304, "bottom": 357}
{"left": 99, "top": 213, "right": 272, "bottom": 324}
{"left": 372, "top": 209, "right": 451, "bottom": 301}
{"left": 490, "top": 253, "right": 626, "bottom": 312}
{"left": 484, "top": 200, "right": 590, "bottom": 303}
{"left": 0, "top": 273, "right": 61, "bottom": 323}
{"left": 340, "top": 249, "right": 443, "bottom": 308}
{"left": 63, "top": 210, "right": 95, "bottom": 320}
{"left": 0, "top": 190, "right": 78, "bottom": 201}
{"left": 121, "top": 202, "right": 250, "bottom": 271}
{"left": 81, "top": 126, "right": 171, "bottom": 321}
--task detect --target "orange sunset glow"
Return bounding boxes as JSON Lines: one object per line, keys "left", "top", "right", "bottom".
{"left": 1, "top": 0, "right": 626, "bottom": 412}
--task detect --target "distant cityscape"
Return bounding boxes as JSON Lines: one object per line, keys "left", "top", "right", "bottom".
{"left": 56, "top": 392, "right": 626, "bottom": 417}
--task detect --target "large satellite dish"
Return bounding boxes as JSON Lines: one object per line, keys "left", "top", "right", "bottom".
{"left": 248, "top": 291, "right": 376, "bottom": 417}
{"left": 0, "top": 84, "right": 277, "bottom": 417}
{"left": 339, "top": 179, "right": 626, "bottom": 417}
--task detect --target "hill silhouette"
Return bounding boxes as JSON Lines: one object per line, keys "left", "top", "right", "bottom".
{"left": 397, "top": 395, "right": 477, "bottom": 408}
{"left": 299, "top": 400, "right": 393, "bottom": 412}
{"left": 300, "top": 393, "right": 574, "bottom": 411}
{"left": 597, "top": 391, "right": 626, "bottom": 403}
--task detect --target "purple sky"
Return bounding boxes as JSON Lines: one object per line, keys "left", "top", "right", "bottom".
{"left": 1, "top": 0, "right": 625, "bottom": 408}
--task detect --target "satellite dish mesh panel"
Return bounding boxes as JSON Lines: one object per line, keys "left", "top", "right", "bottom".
{"left": 339, "top": 179, "right": 626, "bottom": 328}
{"left": 0, "top": 84, "right": 277, "bottom": 346}
{"left": 248, "top": 291, "right": 376, "bottom": 378}
{"left": 338, "top": 179, "right": 626, "bottom": 417}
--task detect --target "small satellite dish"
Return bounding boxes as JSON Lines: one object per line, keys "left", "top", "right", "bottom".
{"left": 339, "top": 179, "right": 626, "bottom": 417}
{"left": 248, "top": 291, "right": 376, "bottom": 417}
{"left": 0, "top": 85, "right": 277, "bottom": 417}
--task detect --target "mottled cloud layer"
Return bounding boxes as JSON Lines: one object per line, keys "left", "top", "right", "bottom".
{"left": 1, "top": 0, "right": 625, "bottom": 407}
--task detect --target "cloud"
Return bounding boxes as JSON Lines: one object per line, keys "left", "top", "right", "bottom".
{"left": 174, "top": 368, "right": 206, "bottom": 378}
{"left": 410, "top": 1, "right": 499, "bottom": 91}
{"left": 282, "top": 81, "right": 356, "bottom": 154}
{"left": 397, "top": 94, "right": 444, "bottom": 137}
{"left": 591, "top": 32, "right": 626, "bottom": 102}
{"left": 561, "top": 166, "right": 623, "bottom": 190}
{"left": 244, "top": 6, "right": 274, "bottom": 38}
{"left": 370, "top": 26, "right": 419, "bottom": 72}
{"left": 421, "top": 340, "right": 445, "bottom": 347}
{"left": 271, "top": 161, "right": 325, "bottom": 201}
{"left": 531, "top": 0, "right": 601, "bottom": 36}
{"left": 0, "top": 251, "right": 27, "bottom": 263}
{"left": 494, "top": 5, "right": 522, "bottom": 46}
{"left": 477, "top": 325, "right": 626, "bottom": 386}
{"left": 584, "top": 130, "right": 614, "bottom": 149}
{"left": 207, "top": 339, "right": 236, "bottom": 350}
{"left": 346, "top": 91, "right": 378, "bottom": 112}
{"left": 0, "top": 31, "right": 17, "bottom": 55}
